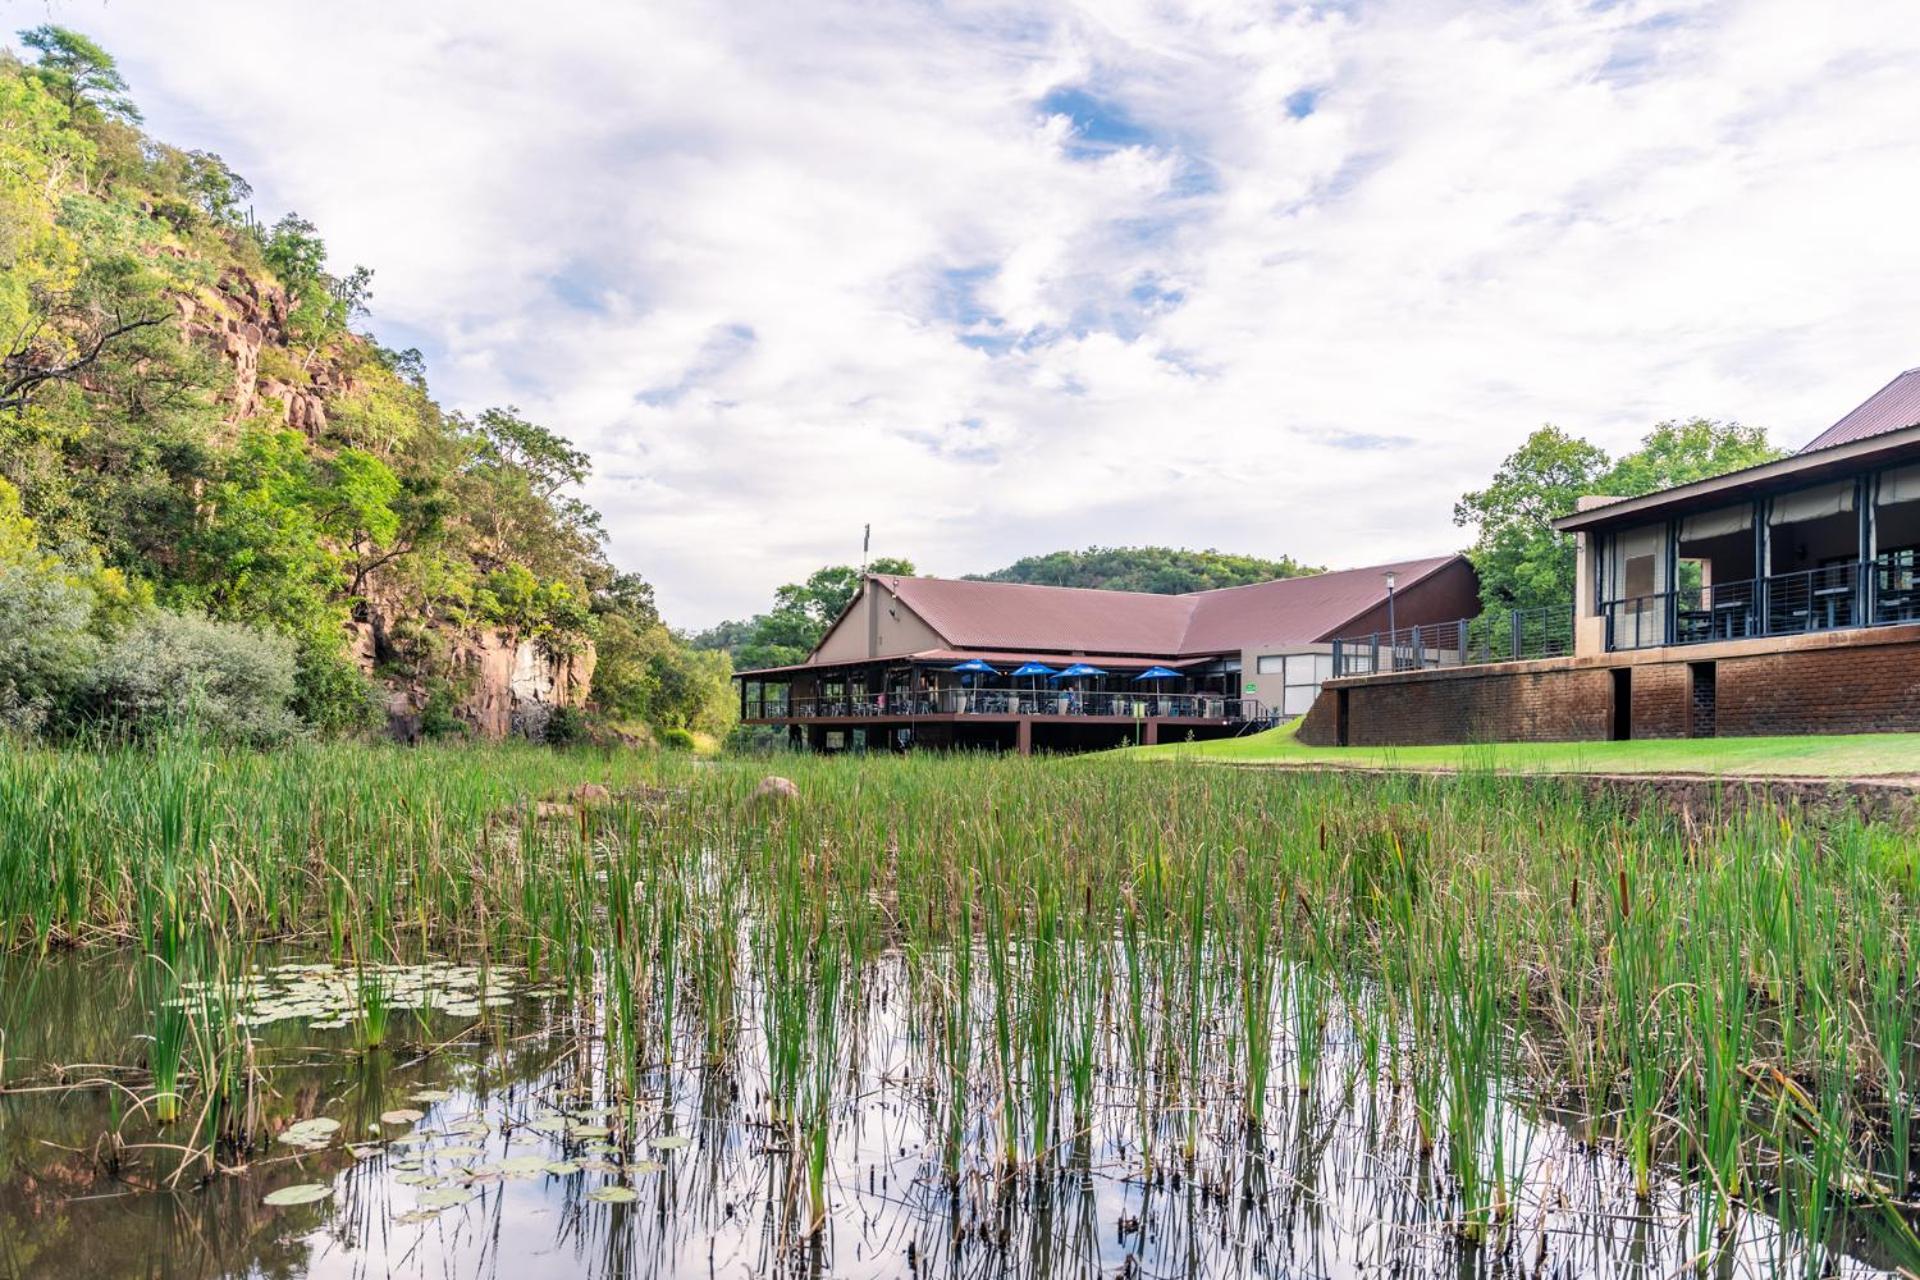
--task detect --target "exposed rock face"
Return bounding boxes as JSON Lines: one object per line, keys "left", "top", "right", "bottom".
{"left": 368, "top": 624, "right": 596, "bottom": 743}
{"left": 175, "top": 265, "right": 599, "bottom": 745}
{"left": 173, "top": 267, "right": 339, "bottom": 437}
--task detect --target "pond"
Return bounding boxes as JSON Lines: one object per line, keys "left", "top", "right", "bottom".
{"left": 1, "top": 942, "right": 1907, "bottom": 1279}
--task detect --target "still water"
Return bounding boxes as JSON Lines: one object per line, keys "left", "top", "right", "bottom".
{"left": 0, "top": 946, "right": 1907, "bottom": 1279}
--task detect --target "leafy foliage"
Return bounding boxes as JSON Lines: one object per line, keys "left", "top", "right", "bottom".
{"left": 972, "top": 546, "right": 1320, "bottom": 594}
{"left": 1456, "top": 419, "right": 1785, "bottom": 611}
{"left": 692, "top": 558, "right": 915, "bottom": 670}
{"left": 0, "top": 30, "right": 734, "bottom": 744}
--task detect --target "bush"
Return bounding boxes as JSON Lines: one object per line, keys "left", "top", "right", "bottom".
{"left": 0, "top": 563, "right": 99, "bottom": 734}
{"left": 543, "top": 705, "right": 588, "bottom": 747}
{"left": 88, "top": 610, "right": 303, "bottom": 747}
{"left": 291, "top": 636, "right": 383, "bottom": 736}
{"left": 659, "top": 726, "right": 697, "bottom": 752}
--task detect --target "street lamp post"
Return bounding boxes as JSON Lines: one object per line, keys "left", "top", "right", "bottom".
{"left": 1384, "top": 569, "right": 1398, "bottom": 671}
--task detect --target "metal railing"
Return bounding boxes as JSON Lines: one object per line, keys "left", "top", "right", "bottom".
{"left": 1330, "top": 606, "right": 1577, "bottom": 678}
{"left": 1602, "top": 557, "right": 1920, "bottom": 651}
{"left": 757, "top": 688, "right": 1259, "bottom": 722}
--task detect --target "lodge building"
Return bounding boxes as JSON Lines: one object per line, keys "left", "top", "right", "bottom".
{"left": 734, "top": 556, "right": 1479, "bottom": 754}
{"left": 1297, "top": 367, "right": 1920, "bottom": 745}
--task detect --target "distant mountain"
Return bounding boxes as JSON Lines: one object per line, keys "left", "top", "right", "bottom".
{"left": 969, "top": 546, "right": 1322, "bottom": 595}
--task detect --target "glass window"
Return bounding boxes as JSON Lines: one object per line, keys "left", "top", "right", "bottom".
{"left": 1255, "top": 654, "right": 1285, "bottom": 675}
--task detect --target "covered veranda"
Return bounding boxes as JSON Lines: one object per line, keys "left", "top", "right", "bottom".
{"left": 734, "top": 650, "right": 1260, "bottom": 754}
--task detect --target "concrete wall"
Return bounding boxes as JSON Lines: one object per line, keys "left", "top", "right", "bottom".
{"left": 1296, "top": 622, "right": 1920, "bottom": 745}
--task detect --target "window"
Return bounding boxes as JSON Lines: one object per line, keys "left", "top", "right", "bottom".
{"left": 1254, "top": 652, "right": 1335, "bottom": 717}
{"left": 1255, "top": 654, "right": 1286, "bottom": 675}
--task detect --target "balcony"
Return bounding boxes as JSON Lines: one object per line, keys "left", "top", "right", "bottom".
{"left": 747, "top": 687, "right": 1262, "bottom": 723}
{"left": 1601, "top": 555, "right": 1920, "bottom": 651}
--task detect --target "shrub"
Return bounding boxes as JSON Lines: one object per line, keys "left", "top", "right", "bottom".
{"left": 659, "top": 726, "right": 697, "bottom": 752}
{"left": 291, "top": 636, "right": 383, "bottom": 736}
{"left": 88, "top": 610, "right": 303, "bottom": 747}
{"left": 0, "top": 564, "right": 98, "bottom": 735}
{"left": 543, "top": 705, "right": 589, "bottom": 746}
{"left": 418, "top": 683, "right": 467, "bottom": 740}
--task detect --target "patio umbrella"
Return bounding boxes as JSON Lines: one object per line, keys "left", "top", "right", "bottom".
{"left": 1048, "top": 663, "right": 1107, "bottom": 679}
{"left": 1009, "top": 661, "right": 1056, "bottom": 704}
{"left": 949, "top": 659, "right": 1000, "bottom": 675}
{"left": 1132, "top": 665, "right": 1183, "bottom": 681}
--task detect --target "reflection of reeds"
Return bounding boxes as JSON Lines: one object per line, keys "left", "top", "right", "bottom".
{"left": 6, "top": 741, "right": 1920, "bottom": 1273}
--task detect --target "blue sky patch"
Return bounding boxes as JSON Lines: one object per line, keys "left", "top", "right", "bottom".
{"left": 1039, "top": 85, "right": 1156, "bottom": 159}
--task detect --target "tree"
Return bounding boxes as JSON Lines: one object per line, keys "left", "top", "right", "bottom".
{"left": 973, "top": 546, "right": 1319, "bottom": 593}
{"left": 1456, "top": 419, "right": 1786, "bottom": 611}
{"left": 18, "top": 26, "right": 141, "bottom": 123}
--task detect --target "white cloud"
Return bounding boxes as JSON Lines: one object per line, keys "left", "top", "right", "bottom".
{"left": 35, "top": 0, "right": 1920, "bottom": 624}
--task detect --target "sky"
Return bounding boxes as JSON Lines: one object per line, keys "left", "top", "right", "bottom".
{"left": 16, "top": 0, "right": 1920, "bottom": 626}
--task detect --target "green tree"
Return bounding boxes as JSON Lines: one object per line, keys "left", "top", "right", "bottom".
{"left": 973, "top": 546, "right": 1318, "bottom": 593}
{"left": 1456, "top": 419, "right": 1786, "bottom": 611}
{"left": 702, "top": 558, "right": 916, "bottom": 670}
{"left": 18, "top": 25, "right": 141, "bottom": 123}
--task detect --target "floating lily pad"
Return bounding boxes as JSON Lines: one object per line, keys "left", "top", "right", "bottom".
{"left": 395, "top": 1171, "right": 440, "bottom": 1186}
{"left": 409, "top": 1089, "right": 452, "bottom": 1103}
{"left": 649, "top": 1135, "right": 690, "bottom": 1150}
{"left": 434, "top": 1144, "right": 486, "bottom": 1160}
{"left": 587, "top": 1185, "right": 637, "bottom": 1203}
{"left": 380, "top": 1109, "right": 425, "bottom": 1125}
{"left": 417, "top": 1187, "right": 475, "bottom": 1209}
{"left": 498, "top": 1155, "right": 549, "bottom": 1177}
{"left": 567, "top": 1124, "right": 610, "bottom": 1139}
{"left": 544, "top": 1161, "right": 580, "bottom": 1175}
{"left": 630, "top": 1159, "right": 666, "bottom": 1175}
{"left": 264, "top": 1183, "right": 332, "bottom": 1206}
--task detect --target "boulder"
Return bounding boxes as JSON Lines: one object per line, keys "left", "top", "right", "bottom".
{"left": 574, "top": 783, "right": 612, "bottom": 804}
{"left": 753, "top": 776, "right": 800, "bottom": 806}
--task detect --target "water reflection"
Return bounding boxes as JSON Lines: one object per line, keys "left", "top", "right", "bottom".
{"left": 0, "top": 947, "right": 1904, "bottom": 1279}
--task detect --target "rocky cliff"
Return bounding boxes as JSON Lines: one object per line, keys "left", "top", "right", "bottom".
{"left": 181, "top": 266, "right": 594, "bottom": 741}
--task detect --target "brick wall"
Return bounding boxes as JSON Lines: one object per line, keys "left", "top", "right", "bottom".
{"left": 1300, "top": 664, "right": 1614, "bottom": 746}
{"left": 1718, "top": 645, "right": 1920, "bottom": 736}
{"left": 1295, "top": 627, "right": 1920, "bottom": 746}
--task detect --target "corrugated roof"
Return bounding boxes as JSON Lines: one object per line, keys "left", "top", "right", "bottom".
{"left": 871, "top": 556, "right": 1460, "bottom": 657}
{"left": 1181, "top": 556, "right": 1459, "bottom": 649}
{"left": 881, "top": 576, "right": 1197, "bottom": 655}
{"left": 1800, "top": 367, "right": 1920, "bottom": 452}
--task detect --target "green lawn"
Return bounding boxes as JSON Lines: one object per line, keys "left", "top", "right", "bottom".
{"left": 1133, "top": 720, "right": 1920, "bottom": 778}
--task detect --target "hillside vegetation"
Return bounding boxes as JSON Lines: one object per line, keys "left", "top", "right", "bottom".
{"left": 970, "top": 545, "right": 1319, "bottom": 594}
{"left": 0, "top": 29, "right": 731, "bottom": 744}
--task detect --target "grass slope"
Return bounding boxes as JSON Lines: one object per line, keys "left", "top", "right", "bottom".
{"left": 1135, "top": 719, "right": 1920, "bottom": 778}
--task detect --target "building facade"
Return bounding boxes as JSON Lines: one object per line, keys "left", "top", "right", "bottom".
{"left": 735, "top": 556, "right": 1479, "bottom": 754}
{"left": 1298, "top": 369, "right": 1920, "bottom": 746}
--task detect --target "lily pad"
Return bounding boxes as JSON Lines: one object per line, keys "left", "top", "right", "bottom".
{"left": 381, "top": 1109, "right": 425, "bottom": 1125}
{"left": 630, "top": 1159, "right": 666, "bottom": 1175}
{"left": 544, "top": 1161, "right": 581, "bottom": 1175}
{"left": 649, "top": 1135, "right": 690, "bottom": 1150}
{"left": 499, "top": 1155, "right": 549, "bottom": 1177}
{"left": 264, "top": 1183, "right": 333, "bottom": 1206}
{"left": 588, "top": 1185, "right": 638, "bottom": 1203}
{"left": 434, "top": 1144, "right": 486, "bottom": 1160}
{"left": 409, "top": 1089, "right": 453, "bottom": 1103}
{"left": 417, "top": 1187, "right": 475, "bottom": 1209}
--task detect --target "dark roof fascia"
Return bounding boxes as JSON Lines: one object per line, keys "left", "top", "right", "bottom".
{"left": 1305, "top": 554, "right": 1465, "bottom": 644}
{"left": 1551, "top": 425, "right": 1920, "bottom": 534}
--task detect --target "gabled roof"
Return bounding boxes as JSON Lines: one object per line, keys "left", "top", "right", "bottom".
{"left": 1800, "top": 367, "right": 1920, "bottom": 452}
{"left": 849, "top": 555, "right": 1462, "bottom": 660}
{"left": 1182, "top": 556, "right": 1458, "bottom": 650}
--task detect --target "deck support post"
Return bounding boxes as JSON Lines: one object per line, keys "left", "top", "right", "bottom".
{"left": 1016, "top": 718, "right": 1032, "bottom": 756}
{"left": 1143, "top": 720, "right": 1159, "bottom": 746}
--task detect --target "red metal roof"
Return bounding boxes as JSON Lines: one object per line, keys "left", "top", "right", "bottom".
{"left": 1800, "top": 367, "right": 1920, "bottom": 452}
{"left": 878, "top": 556, "right": 1460, "bottom": 656}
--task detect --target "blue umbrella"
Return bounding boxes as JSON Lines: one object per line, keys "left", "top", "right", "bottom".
{"left": 1009, "top": 662, "right": 1056, "bottom": 678}
{"left": 1049, "top": 663, "right": 1107, "bottom": 679}
{"left": 1133, "top": 665, "right": 1183, "bottom": 681}
{"left": 949, "top": 659, "right": 1000, "bottom": 675}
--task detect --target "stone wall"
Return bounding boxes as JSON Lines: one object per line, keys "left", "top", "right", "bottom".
{"left": 1296, "top": 622, "right": 1920, "bottom": 746}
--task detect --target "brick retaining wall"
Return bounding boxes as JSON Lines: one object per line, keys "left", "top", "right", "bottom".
{"left": 1297, "top": 624, "right": 1920, "bottom": 746}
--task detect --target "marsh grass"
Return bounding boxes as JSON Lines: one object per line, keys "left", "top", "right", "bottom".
{"left": 2, "top": 737, "right": 1918, "bottom": 1269}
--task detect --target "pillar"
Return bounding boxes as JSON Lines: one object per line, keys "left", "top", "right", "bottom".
{"left": 1016, "top": 717, "right": 1032, "bottom": 756}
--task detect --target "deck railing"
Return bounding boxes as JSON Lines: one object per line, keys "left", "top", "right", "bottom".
{"left": 1602, "top": 557, "right": 1920, "bottom": 650}
{"left": 757, "top": 688, "right": 1260, "bottom": 722}
{"left": 1330, "top": 606, "right": 1576, "bottom": 678}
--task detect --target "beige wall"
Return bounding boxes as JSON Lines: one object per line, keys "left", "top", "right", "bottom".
{"left": 812, "top": 578, "right": 947, "bottom": 664}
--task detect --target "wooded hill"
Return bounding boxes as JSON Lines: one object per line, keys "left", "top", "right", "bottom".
{"left": 0, "top": 28, "right": 731, "bottom": 744}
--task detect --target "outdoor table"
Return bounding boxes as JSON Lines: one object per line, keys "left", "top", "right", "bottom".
{"left": 1711, "top": 600, "right": 1748, "bottom": 638}
{"left": 1813, "top": 585, "right": 1850, "bottom": 629}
